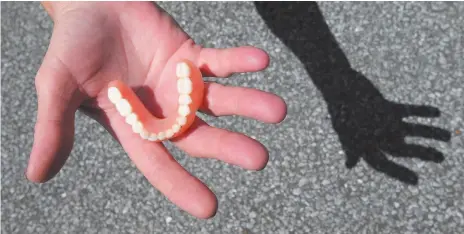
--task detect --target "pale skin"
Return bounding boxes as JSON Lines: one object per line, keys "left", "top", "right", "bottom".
{"left": 27, "top": 2, "right": 287, "bottom": 218}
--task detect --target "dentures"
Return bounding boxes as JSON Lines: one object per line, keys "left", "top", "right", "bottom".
{"left": 106, "top": 59, "right": 204, "bottom": 142}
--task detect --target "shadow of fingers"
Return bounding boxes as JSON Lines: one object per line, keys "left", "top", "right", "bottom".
{"left": 382, "top": 142, "right": 445, "bottom": 163}
{"left": 363, "top": 150, "right": 419, "bottom": 185}
{"left": 401, "top": 122, "right": 452, "bottom": 142}
{"left": 395, "top": 103, "right": 441, "bottom": 118}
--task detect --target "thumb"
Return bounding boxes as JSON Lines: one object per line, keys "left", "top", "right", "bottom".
{"left": 26, "top": 55, "right": 85, "bottom": 183}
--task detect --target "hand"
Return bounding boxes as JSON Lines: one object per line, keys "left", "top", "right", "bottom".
{"left": 26, "top": 2, "right": 286, "bottom": 218}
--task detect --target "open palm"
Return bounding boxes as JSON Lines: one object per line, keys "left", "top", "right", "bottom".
{"left": 27, "top": 2, "right": 286, "bottom": 218}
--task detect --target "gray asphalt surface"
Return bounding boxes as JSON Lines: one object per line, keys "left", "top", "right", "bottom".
{"left": 2, "top": 2, "right": 463, "bottom": 233}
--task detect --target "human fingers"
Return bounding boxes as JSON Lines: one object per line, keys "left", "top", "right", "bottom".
{"left": 200, "top": 82, "right": 286, "bottom": 123}
{"left": 171, "top": 117, "right": 269, "bottom": 171}
{"left": 96, "top": 104, "right": 218, "bottom": 219}
{"left": 197, "top": 46, "right": 269, "bottom": 78}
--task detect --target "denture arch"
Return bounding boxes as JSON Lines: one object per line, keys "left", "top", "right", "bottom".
{"left": 107, "top": 59, "right": 204, "bottom": 142}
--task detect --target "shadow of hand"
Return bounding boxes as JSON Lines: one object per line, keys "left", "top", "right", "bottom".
{"left": 254, "top": 1, "right": 451, "bottom": 185}
{"left": 325, "top": 69, "right": 450, "bottom": 185}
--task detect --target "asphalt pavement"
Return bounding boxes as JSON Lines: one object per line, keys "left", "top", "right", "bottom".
{"left": 2, "top": 2, "right": 463, "bottom": 233}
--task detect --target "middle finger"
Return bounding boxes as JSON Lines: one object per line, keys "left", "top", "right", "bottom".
{"left": 200, "top": 82, "right": 287, "bottom": 123}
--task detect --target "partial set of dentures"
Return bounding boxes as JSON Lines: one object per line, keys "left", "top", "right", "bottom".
{"left": 106, "top": 59, "right": 204, "bottom": 142}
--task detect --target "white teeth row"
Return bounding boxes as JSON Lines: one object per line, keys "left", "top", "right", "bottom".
{"left": 105, "top": 62, "right": 194, "bottom": 141}
{"left": 108, "top": 88, "right": 188, "bottom": 141}
{"left": 176, "top": 62, "right": 193, "bottom": 119}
